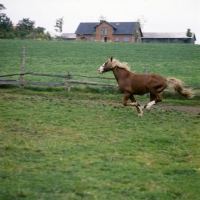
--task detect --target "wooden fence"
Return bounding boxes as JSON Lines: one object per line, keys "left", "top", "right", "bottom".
{"left": 1, "top": 70, "right": 200, "bottom": 96}
{"left": 0, "top": 47, "right": 199, "bottom": 95}
{"left": 0, "top": 47, "right": 119, "bottom": 92}
{"left": 0, "top": 72, "right": 118, "bottom": 92}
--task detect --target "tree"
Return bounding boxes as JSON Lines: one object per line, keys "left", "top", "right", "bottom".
{"left": 0, "top": 4, "right": 6, "bottom": 12}
{"left": 186, "top": 28, "right": 192, "bottom": 37}
{"left": 54, "top": 17, "right": 64, "bottom": 33}
{"left": 17, "top": 18, "right": 35, "bottom": 31}
{"left": 0, "top": 13, "right": 13, "bottom": 31}
{"left": 0, "top": 4, "right": 50, "bottom": 40}
{"left": 0, "top": 4, "right": 14, "bottom": 38}
{"left": 14, "top": 18, "right": 35, "bottom": 39}
{"left": 34, "top": 26, "right": 45, "bottom": 34}
{"left": 98, "top": 15, "right": 106, "bottom": 21}
{"left": 133, "top": 20, "right": 142, "bottom": 43}
{"left": 133, "top": 16, "right": 147, "bottom": 43}
{"left": 136, "top": 16, "right": 147, "bottom": 29}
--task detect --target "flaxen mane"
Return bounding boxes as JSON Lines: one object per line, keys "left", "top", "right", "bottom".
{"left": 111, "top": 59, "right": 131, "bottom": 71}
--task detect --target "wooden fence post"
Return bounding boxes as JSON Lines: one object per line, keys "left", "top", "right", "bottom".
{"left": 20, "top": 47, "right": 25, "bottom": 88}
{"left": 67, "top": 72, "right": 71, "bottom": 92}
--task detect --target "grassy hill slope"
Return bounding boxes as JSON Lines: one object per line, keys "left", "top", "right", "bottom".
{"left": 0, "top": 40, "right": 200, "bottom": 85}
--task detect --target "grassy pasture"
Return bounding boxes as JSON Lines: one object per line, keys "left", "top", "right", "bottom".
{"left": 0, "top": 40, "right": 200, "bottom": 199}
{"left": 0, "top": 39, "right": 200, "bottom": 85}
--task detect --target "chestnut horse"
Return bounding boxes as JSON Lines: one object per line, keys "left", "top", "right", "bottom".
{"left": 98, "top": 57, "right": 193, "bottom": 116}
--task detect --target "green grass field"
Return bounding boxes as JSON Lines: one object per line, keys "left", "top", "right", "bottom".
{"left": 1, "top": 40, "right": 200, "bottom": 85}
{"left": 0, "top": 40, "right": 200, "bottom": 199}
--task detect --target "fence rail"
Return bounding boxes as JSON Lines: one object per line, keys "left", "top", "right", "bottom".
{"left": 0, "top": 72, "right": 115, "bottom": 80}
{"left": 0, "top": 78, "right": 117, "bottom": 87}
{"left": 0, "top": 72, "right": 33, "bottom": 77}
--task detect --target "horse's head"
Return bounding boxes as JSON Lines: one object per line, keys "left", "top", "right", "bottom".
{"left": 98, "top": 57, "right": 113, "bottom": 74}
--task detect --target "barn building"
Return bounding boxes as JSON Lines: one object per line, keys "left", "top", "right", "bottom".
{"left": 75, "top": 20, "right": 143, "bottom": 43}
{"left": 142, "top": 32, "right": 196, "bottom": 44}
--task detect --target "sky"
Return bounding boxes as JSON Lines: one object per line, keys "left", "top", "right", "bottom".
{"left": 1, "top": 0, "right": 200, "bottom": 44}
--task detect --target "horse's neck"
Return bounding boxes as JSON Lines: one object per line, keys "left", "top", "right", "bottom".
{"left": 112, "top": 67, "right": 130, "bottom": 82}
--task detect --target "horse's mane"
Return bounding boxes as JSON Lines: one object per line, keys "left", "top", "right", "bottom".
{"left": 111, "top": 59, "right": 131, "bottom": 71}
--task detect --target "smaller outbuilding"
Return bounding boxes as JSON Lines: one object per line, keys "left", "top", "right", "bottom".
{"left": 142, "top": 32, "right": 196, "bottom": 44}
{"left": 61, "top": 33, "right": 76, "bottom": 40}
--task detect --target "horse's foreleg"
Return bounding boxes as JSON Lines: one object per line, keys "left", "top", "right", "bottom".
{"left": 122, "top": 94, "right": 143, "bottom": 116}
{"left": 129, "top": 95, "right": 143, "bottom": 116}
{"left": 135, "top": 104, "right": 143, "bottom": 116}
{"left": 122, "top": 98, "right": 137, "bottom": 106}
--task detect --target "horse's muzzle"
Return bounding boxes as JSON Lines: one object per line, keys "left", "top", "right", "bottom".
{"left": 98, "top": 65, "right": 104, "bottom": 74}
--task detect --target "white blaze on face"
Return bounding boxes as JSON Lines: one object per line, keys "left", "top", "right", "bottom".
{"left": 98, "top": 63, "right": 105, "bottom": 74}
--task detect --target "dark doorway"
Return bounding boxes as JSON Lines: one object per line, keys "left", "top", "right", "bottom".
{"left": 104, "top": 37, "right": 107, "bottom": 42}
{"left": 81, "top": 37, "right": 86, "bottom": 41}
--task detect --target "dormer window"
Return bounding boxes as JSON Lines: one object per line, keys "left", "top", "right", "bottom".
{"left": 101, "top": 28, "right": 107, "bottom": 35}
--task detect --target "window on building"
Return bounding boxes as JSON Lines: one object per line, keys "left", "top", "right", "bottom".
{"left": 115, "top": 37, "right": 120, "bottom": 42}
{"left": 90, "top": 37, "right": 94, "bottom": 42}
{"left": 123, "top": 37, "right": 130, "bottom": 42}
{"left": 101, "top": 28, "right": 108, "bottom": 35}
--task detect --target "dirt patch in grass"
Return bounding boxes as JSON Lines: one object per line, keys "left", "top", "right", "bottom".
{"left": 92, "top": 100, "right": 200, "bottom": 115}
{"left": 158, "top": 105, "right": 200, "bottom": 115}
{"left": 86, "top": 100, "right": 200, "bottom": 115}
{"left": 57, "top": 96, "right": 200, "bottom": 115}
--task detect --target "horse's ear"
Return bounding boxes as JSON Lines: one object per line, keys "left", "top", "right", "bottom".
{"left": 110, "top": 57, "right": 113, "bottom": 62}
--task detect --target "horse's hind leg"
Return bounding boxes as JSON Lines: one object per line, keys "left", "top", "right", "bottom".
{"left": 144, "top": 76, "right": 166, "bottom": 110}
{"left": 145, "top": 92, "right": 162, "bottom": 110}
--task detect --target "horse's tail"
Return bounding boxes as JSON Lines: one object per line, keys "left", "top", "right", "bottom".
{"left": 166, "top": 77, "right": 194, "bottom": 98}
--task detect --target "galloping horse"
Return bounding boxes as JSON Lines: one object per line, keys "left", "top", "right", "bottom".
{"left": 98, "top": 57, "right": 193, "bottom": 116}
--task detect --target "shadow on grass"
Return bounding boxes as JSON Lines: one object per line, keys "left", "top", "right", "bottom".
{"left": 1, "top": 84, "right": 199, "bottom": 103}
